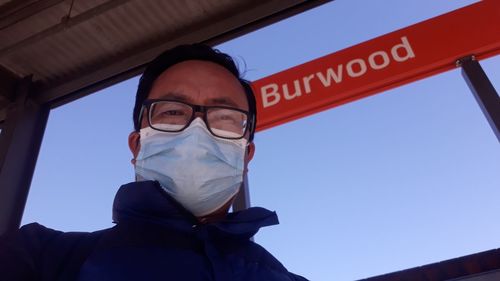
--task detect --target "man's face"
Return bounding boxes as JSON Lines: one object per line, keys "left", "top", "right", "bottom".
{"left": 128, "top": 59, "right": 255, "bottom": 168}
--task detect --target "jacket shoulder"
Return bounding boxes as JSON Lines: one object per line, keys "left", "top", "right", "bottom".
{"left": 41, "top": 226, "right": 108, "bottom": 281}
{"left": 5, "top": 222, "right": 62, "bottom": 240}
{"left": 0, "top": 222, "right": 63, "bottom": 260}
{"left": 0, "top": 223, "right": 63, "bottom": 280}
{"left": 0, "top": 223, "right": 108, "bottom": 281}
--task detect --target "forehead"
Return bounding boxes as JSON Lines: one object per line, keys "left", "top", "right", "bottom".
{"left": 148, "top": 60, "right": 248, "bottom": 110}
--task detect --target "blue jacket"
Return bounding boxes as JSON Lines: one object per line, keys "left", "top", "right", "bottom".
{"left": 0, "top": 181, "right": 308, "bottom": 281}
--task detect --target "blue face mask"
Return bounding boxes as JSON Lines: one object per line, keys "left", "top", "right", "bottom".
{"left": 134, "top": 118, "right": 247, "bottom": 217}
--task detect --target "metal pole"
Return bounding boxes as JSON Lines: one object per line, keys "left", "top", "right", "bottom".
{"left": 232, "top": 174, "right": 254, "bottom": 241}
{"left": 233, "top": 174, "right": 251, "bottom": 212}
{"left": 0, "top": 77, "right": 50, "bottom": 235}
{"left": 458, "top": 56, "right": 500, "bottom": 142}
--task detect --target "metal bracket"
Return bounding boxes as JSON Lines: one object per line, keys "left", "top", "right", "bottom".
{"left": 455, "top": 55, "right": 476, "bottom": 67}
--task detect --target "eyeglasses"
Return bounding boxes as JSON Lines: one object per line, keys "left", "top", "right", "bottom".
{"left": 139, "top": 99, "right": 251, "bottom": 139}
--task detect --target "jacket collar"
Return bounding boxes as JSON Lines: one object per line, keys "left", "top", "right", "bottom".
{"left": 112, "top": 181, "right": 279, "bottom": 240}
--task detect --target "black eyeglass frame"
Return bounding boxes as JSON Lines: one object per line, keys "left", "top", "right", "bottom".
{"left": 138, "top": 99, "right": 255, "bottom": 140}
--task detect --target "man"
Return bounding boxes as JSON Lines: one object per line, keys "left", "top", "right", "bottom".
{"left": 0, "top": 44, "right": 308, "bottom": 281}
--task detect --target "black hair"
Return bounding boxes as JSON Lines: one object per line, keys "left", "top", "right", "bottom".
{"left": 133, "top": 44, "right": 256, "bottom": 141}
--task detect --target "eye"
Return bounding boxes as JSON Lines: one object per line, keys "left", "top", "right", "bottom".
{"left": 219, "top": 114, "right": 236, "bottom": 121}
{"left": 211, "top": 111, "right": 238, "bottom": 123}
{"left": 161, "top": 109, "right": 186, "bottom": 116}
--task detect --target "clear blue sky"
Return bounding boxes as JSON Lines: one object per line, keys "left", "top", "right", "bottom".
{"left": 22, "top": 1, "right": 500, "bottom": 280}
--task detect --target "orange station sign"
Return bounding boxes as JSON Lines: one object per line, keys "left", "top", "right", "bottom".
{"left": 252, "top": 0, "right": 500, "bottom": 131}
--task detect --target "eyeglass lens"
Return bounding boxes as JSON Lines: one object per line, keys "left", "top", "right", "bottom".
{"left": 149, "top": 101, "right": 248, "bottom": 138}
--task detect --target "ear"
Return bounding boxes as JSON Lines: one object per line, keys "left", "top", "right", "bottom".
{"left": 128, "top": 131, "right": 141, "bottom": 165}
{"left": 246, "top": 142, "right": 255, "bottom": 162}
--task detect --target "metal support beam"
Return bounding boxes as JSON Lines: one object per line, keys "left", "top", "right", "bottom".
{"left": 233, "top": 174, "right": 251, "bottom": 212}
{"left": 458, "top": 56, "right": 500, "bottom": 142}
{"left": 0, "top": 77, "right": 49, "bottom": 235}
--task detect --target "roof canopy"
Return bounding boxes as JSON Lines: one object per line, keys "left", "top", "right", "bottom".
{"left": 0, "top": 0, "right": 327, "bottom": 122}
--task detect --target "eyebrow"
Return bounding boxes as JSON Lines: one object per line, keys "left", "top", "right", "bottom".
{"left": 207, "top": 97, "right": 240, "bottom": 108}
{"left": 158, "top": 92, "right": 242, "bottom": 108}
{"left": 160, "top": 92, "right": 191, "bottom": 102}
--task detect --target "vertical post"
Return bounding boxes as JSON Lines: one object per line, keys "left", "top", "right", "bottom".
{"left": 232, "top": 174, "right": 253, "bottom": 241}
{"left": 0, "top": 77, "right": 50, "bottom": 235}
{"left": 458, "top": 56, "right": 500, "bottom": 142}
{"left": 233, "top": 174, "right": 251, "bottom": 212}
